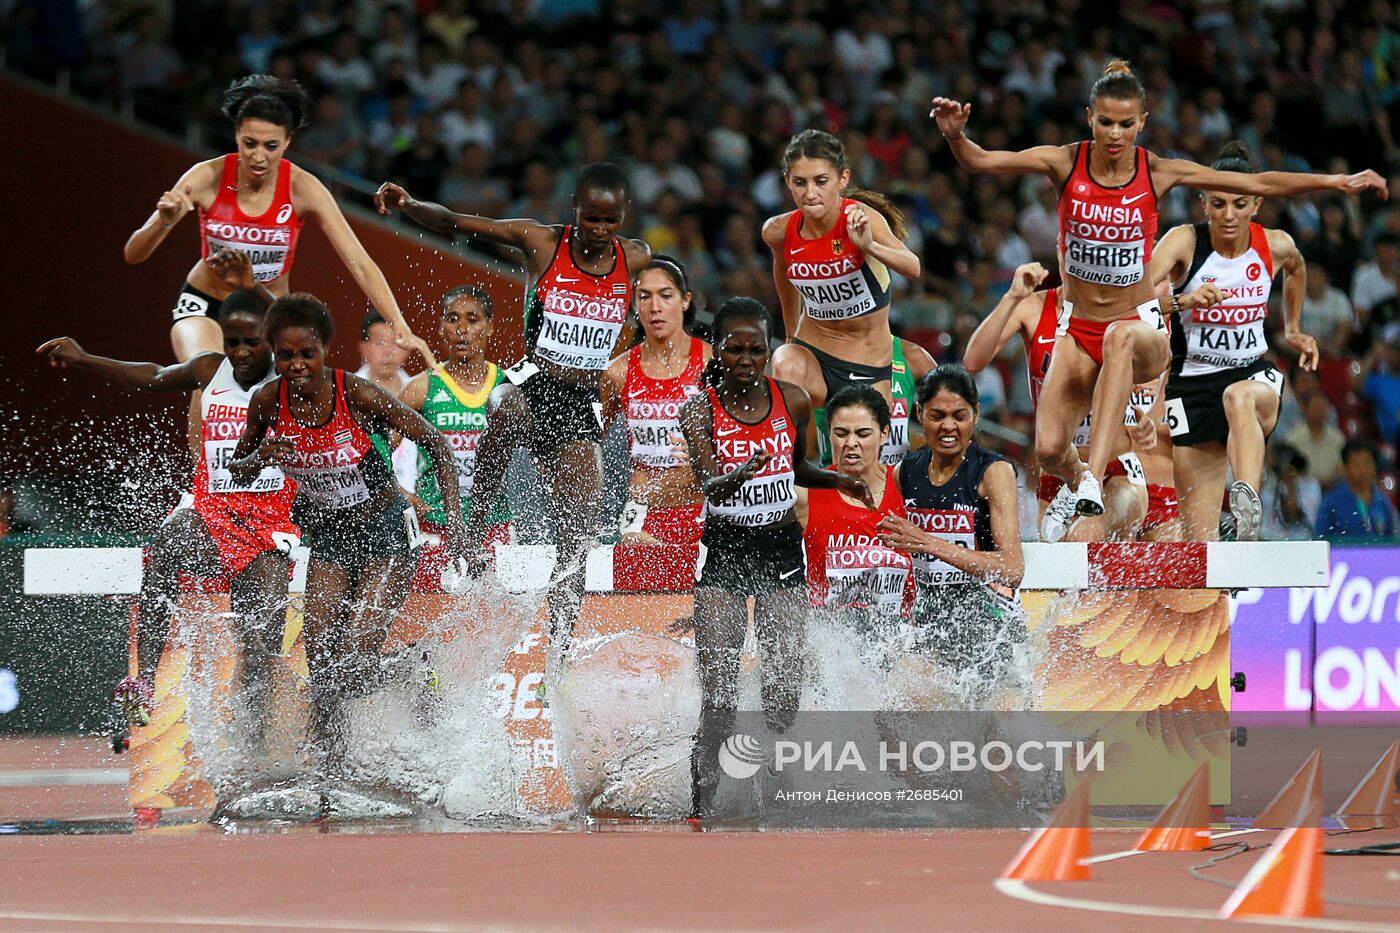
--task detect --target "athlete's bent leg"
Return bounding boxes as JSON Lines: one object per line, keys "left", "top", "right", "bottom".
{"left": 1222, "top": 380, "right": 1280, "bottom": 491}
{"left": 301, "top": 559, "right": 354, "bottom": 777}
{"left": 690, "top": 587, "right": 747, "bottom": 819}
{"left": 228, "top": 549, "right": 292, "bottom": 751}
{"left": 772, "top": 344, "right": 826, "bottom": 460}
{"left": 1173, "top": 443, "right": 1229, "bottom": 541}
{"left": 462, "top": 383, "right": 531, "bottom": 566}
{"left": 1086, "top": 321, "right": 1168, "bottom": 479}
{"left": 754, "top": 587, "right": 807, "bottom": 736}
{"left": 139, "top": 509, "right": 220, "bottom": 680}
{"left": 343, "top": 554, "right": 415, "bottom": 682}
{"left": 1034, "top": 340, "right": 1097, "bottom": 485}
{"left": 539, "top": 438, "right": 602, "bottom": 652}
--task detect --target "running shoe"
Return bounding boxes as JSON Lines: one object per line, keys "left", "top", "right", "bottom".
{"left": 114, "top": 675, "right": 154, "bottom": 727}
{"left": 1229, "top": 480, "right": 1262, "bottom": 542}
{"left": 1040, "top": 483, "right": 1078, "bottom": 543}
{"left": 1075, "top": 472, "right": 1104, "bottom": 516}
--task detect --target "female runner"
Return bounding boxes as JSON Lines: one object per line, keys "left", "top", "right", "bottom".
{"left": 399, "top": 285, "right": 513, "bottom": 589}
{"left": 963, "top": 263, "right": 1208, "bottom": 540}
{"left": 374, "top": 163, "right": 649, "bottom": 661}
{"left": 600, "top": 256, "right": 711, "bottom": 545}
{"left": 876, "top": 366, "right": 1026, "bottom": 706}
{"left": 1149, "top": 141, "right": 1317, "bottom": 541}
{"left": 126, "top": 76, "right": 432, "bottom": 461}
{"left": 228, "top": 295, "right": 462, "bottom": 785}
{"left": 798, "top": 384, "right": 915, "bottom": 621}
{"left": 679, "top": 297, "right": 868, "bottom": 819}
{"left": 764, "top": 130, "right": 924, "bottom": 461}
{"left": 931, "top": 61, "right": 1382, "bottom": 520}
{"left": 38, "top": 251, "right": 293, "bottom": 737}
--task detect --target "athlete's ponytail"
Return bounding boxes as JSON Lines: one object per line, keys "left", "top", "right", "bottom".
{"left": 843, "top": 188, "right": 908, "bottom": 241}
{"left": 222, "top": 75, "right": 312, "bottom": 133}
{"left": 1089, "top": 59, "right": 1145, "bottom": 107}
{"left": 704, "top": 297, "right": 771, "bottom": 388}
{"left": 1211, "top": 140, "right": 1256, "bottom": 174}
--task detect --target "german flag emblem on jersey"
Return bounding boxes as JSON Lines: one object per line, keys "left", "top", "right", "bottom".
{"left": 831, "top": 238, "right": 845, "bottom": 255}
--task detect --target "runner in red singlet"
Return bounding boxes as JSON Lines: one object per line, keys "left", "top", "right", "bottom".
{"left": 679, "top": 298, "right": 868, "bottom": 819}
{"left": 600, "top": 257, "right": 711, "bottom": 546}
{"left": 798, "top": 385, "right": 915, "bottom": 619}
{"left": 227, "top": 295, "right": 462, "bottom": 785}
{"left": 375, "top": 164, "right": 650, "bottom": 665}
{"left": 963, "top": 263, "right": 1207, "bottom": 540}
{"left": 126, "top": 76, "right": 432, "bottom": 464}
{"left": 932, "top": 59, "right": 1384, "bottom": 521}
{"left": 37, "top": 250, "right": 295, "bottom": 736}
{"left": 765, "top": 131, "right": 924, "bottom": 459}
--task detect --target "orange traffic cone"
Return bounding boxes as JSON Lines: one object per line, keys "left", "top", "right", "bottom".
{"left": 1252, "top": 749, "right": 1322, "bottom": 829}
{"left": 1136, "top": 761, "right": 1212, "bottom": 851}
{"left": 1002, "top": 779, "right": 1092, "bottom": 881}
{"left": 1219, "top": 800, "right": 1324, "bottom": 920}
{"left": 1336, "top": 741, "right": 1400, "bottom": 829}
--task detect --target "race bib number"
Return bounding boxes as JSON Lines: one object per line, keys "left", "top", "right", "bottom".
{"left": 1116, "top": 452, "right": 1147, "bottom": 487}
{"left": 1061, "top": 196, "right": 1148, "bottom": 286}
{"left": 1164, "top": 397, "right": 1190, "bottom": 438}
{"left": 503, "top": 358, "right": 540, "bottom": 386}
{"left": 173, "top": 291, "right": 209, "bottom": 321}
{"left": 906, "top": 508, "right": 976, "bottom": 586}
{"left": 204, "top": 439, "right": 285, "bottom": 493}
{"left": 1250, "top": 366, "right": 1285, "bottom": 396}
{"left": 1135, "top": 300, "right": 1168, "bottom": 335}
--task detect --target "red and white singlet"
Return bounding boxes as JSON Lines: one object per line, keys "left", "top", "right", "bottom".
{"left": 707, "top": 378, "right": 798, "bottom": 527}
{"left": 783, "top": 198, "right": 893, "bottom": 321}
{"left": 624, "top": 337, "right": 706, "bottom": 471}
{"left": 1058, "top": 143, "right": 1158, "bottom": 289}
{"left": 804, "top": 465, "right": 915, "bottom": 616}
{"left": 196, "top": 357, "right": 298, "bottom": 576}
{"left": 1174, "top": 222, "right": 1275, "bottom": 377}
{"left": 526, "top": 226, "right": 631, "bottom": 371}
{"left": 274, "top": 370, "right": 395, "bottom": 511}
{"left": 199, "top": 154, "right": 302, "bottom": 283}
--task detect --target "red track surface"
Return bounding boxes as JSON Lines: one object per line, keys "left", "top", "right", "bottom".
{"left": 3, "top": 736, "right": 1398, "bottom": 932}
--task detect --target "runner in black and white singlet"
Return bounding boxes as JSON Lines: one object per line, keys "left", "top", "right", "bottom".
{"left": 765, "top": 131, "right": 924, "bottom": 462}
{"left": 36, "top": 252, "right": 294, "bottom": 737}
{"left": 228, "top": 295, "right": 464, "bottom": 785}
{"left": 876, "top": 365, "right": 1027, "bottom": 706}
{"left": 679, "top": 298, "right": 869, "bottom": 819}
{"left": 1150, "top": 142, "right": 1318, "bottom": 541}
{"left": 600, "top": 257, "right": 711, "bottom": 546}
{"left": 376, "top": 164, "right": 649, "bottom": 664}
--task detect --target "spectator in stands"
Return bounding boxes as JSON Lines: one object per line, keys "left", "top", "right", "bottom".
{"left": 390, "top": 114, "right": 450, "bottom": 204}
{"left": 439, "top": 143, "right": 508, "bottom": 218}
{"left": 439, "top": 79, "right": 495, "bottom": 157}
{"left": 1300, "top": 260, "right": 1356, "bottom": 356}
{"left": 1285, "top": 391, "right": 1348, "bottom": 487}
{"left": 296, "top": 91, "right": 367, "bottom": 178}
{"left": 424, "top": 0, "right": 477, "bottom": 55}
{"left": 1356, "top": 328, "right": 1400, "bottom": 446}
{"left": 1261, "top": 444, "right": 1322, "bottom": 540}
{"left": 315, "top": 28, "right": 374, "bottom": 100}
{"left": 1352, "top": 231, "right": 1400, "bottom": 320}
{"left": 1315, "top": 440, "right": 1399, "bottom": 540}
{"left": 371, "top": 8, "right": 417, "bottom": 75}
{"left": 632, "top": 137, "right": 703, "bottom": 208}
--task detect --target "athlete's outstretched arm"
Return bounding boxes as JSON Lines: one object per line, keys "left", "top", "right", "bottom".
{"left": 782, "top": 381, "right": 872, "bottom": 505}
{"left": 878, "top": 460, "right": 1025, "bottom": 587}
{"left": 298, "top": 174, "right": 437, "bottom": 369}
{"left": 1154, "top": 158, "right": 1388, "bottom": 200}
{"left": 964, "top": 263, "right": 1048, "bottom": 373}
{"left": 1270, "top": 230, "right": 1319, "bottom": 371}
{"left": 345, "top": 376, "right": 465, "bottom": 549}
{"left": 124, "top": 161, "right": 215, "bottom": 264}
{"left": 929, "top": 99, "right": 1073, "bottom": 181}
{"left": 36, "top": 339, "right": 222, "bottom": 392}
{"left": 375, "top": 181, "right": 543, "bottom": 251}
{"left": 762, "top": 214, "right": 806, "bottom": 340}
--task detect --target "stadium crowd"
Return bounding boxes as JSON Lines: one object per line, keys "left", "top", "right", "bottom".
{"left": 6, "top": 0, "right": 1398, "bottom": 540}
